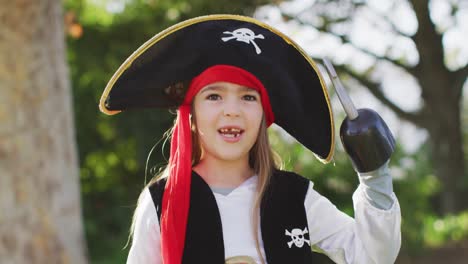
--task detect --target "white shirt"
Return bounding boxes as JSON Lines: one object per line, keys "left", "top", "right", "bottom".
{"left": 127, "top": 175, "right": 401, "bottom": 264}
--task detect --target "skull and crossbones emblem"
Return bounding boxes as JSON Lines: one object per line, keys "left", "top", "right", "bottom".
{"left": 285, "top": 227, "right": 310, "bottom": 248}
{"left": 221, "top": 28, "right": 265, "bottom": 54}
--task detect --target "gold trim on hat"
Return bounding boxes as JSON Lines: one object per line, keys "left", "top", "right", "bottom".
{"left": 98, "top": 14, "right": 334, "bottom": 163}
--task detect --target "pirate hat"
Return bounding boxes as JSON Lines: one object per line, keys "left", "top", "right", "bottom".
{"left": 99, "top": 14, "right": 335, "bottom": 162}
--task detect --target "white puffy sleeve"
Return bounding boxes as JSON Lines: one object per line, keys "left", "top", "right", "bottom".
{"left": 305, "top": 171, "right": 401, "bottom": 263}
{"left": 127, "top": 188, "right": 162, "bottom": 264}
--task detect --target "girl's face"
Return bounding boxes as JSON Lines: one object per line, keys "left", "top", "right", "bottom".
{"left": 193, "top": 82, "right": 263, "bottom": 164}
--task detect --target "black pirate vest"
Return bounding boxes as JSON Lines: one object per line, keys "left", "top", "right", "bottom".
{"left": 149, "top": 170, "right": 326, "bottom": 263}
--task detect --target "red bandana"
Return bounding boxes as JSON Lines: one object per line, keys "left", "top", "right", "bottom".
{"left": 160, "top": 65, "right": 274, "bottom": 263}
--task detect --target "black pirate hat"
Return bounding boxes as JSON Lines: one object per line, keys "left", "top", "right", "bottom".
{"left": 99, "top": 14, "right": 335, "bottom": 162}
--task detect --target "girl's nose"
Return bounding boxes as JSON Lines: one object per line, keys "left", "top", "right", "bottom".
{"left": 223, "top": 98, "right": 241, "bottom": 117}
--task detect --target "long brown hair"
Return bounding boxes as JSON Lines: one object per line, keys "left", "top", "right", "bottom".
{"left": 248, "top": 117, "right": 282, "bottom": 264}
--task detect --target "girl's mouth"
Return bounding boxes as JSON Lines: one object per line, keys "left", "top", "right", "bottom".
{"left": 218, "top": 127, "right": 244, "bottom": 139}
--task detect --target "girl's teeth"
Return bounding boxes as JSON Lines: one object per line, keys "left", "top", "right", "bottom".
{"left": 220, "top": 128, "right": 241, "bottom": 133}
{"left": 218, "top": 128, "right": 243, "bottom": 139}
{"left": 223, "top": 133, "right": 240, "bottom": 138}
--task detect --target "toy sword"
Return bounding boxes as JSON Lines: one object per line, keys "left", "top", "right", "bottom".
{"left": 323, "top": 59, "right": 396, "bottom": 172}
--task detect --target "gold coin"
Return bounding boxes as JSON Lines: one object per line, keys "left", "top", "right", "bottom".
{"left": 225, "top": 255, "right": 257, "bottom": 264}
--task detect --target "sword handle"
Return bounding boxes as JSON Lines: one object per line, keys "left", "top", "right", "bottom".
{"left": 340, "top": 108, "right": 396, "bottom": 172}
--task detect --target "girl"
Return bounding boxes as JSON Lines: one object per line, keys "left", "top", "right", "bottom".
{"left": 99, "top": 15, "right": 401, "bottom": 264}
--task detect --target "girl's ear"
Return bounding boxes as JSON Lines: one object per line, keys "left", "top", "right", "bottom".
{"left": 190, "top": 113, "right": 197, "bottom": 132}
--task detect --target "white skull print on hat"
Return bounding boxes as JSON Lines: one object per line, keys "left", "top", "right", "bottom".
{"left": 285, "top": 227, "right": 310, "bottom": 248}
{"left": 221, "top": 28, "right": 265, "bottom": 54}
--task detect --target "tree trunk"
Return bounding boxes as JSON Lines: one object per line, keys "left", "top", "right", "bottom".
{"left": 0, "top": 0, "right": 87, "bottom": 263}
{"left": 425, "top": 95, "right": 466, "bottom": 214}
{"left": 411, "top": 0, "right": 466, "bottom": 214}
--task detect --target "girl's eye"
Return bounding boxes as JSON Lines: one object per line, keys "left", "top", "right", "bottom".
{"left": 206, "top": 94, "right": 221, "bottom": 100}
{"left": 243, "top": 94, "right": 258, "bottom": 101}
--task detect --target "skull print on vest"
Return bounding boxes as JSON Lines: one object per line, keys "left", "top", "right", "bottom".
{"left": 221, "top": 28, "right": 265, "bottom": 54}
{"left": 285, "top": 227, "right": 310, "bottom": 248}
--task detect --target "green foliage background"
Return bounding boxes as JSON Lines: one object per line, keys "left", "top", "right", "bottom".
{"left": 64, "top": 0, "right": 468, "bottom": 263}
